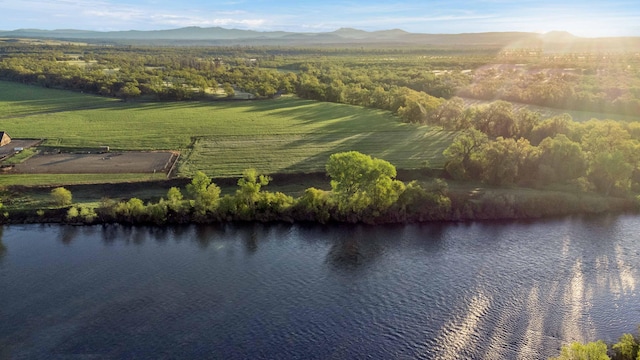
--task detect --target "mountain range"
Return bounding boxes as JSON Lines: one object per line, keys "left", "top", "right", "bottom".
{"left": 0, "top": 27, "right": 638, "bottom": 50}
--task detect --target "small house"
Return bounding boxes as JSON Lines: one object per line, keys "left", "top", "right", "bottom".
{"left": 0, "top": 132, "right": 11, "bottom": 147}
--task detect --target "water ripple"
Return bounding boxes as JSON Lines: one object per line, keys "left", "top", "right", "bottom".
{"left": 2, "top": 216, "right": 640, "bottom": 358}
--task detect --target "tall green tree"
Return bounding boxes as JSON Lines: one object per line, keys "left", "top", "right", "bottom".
{"left": 234, "top": 168, "right": 271, "bottom": 216}
{"left": 429, "top": 97, "right": 466, "bottom": 130}
{"left": 118, "top": 82, "right": 141, "bottom": 101}
{"left": 443, "top": 128, "right": 488, "bottom": 179}
{"left": 473, "top": 100, "right": 517, "bottom": 138}
{"left": 326, "top": 151, "right": 405, "bottom": 215}
{"left": 478, "top": 137, "right": 521, "bottom": 185}
{"left": 588, "top": 151, "right": 634, "bottom": 195}
{"left": 529, "top": 113, "right": 574, "bottom": 145}
{"left": 538, "top": 134, "right": 587, "bottom": 184}
{"left": 612, "top": 333, "right": 638, "bottom": 360}
{"left": 186, "top": 171, "right": 221, "bottom": 213}
{"left": 166, "top": 187, "right": 184, "bottom": 212}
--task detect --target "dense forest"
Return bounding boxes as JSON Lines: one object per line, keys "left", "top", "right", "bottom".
{"left": 2, "top": 43, "right": 639, "bottom": 118}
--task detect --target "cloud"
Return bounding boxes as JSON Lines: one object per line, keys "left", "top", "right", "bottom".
{"left": 149, "top": 14, "right": 267, "bottom": 29}
{"left": 0, "top": 0, "right": 270, "bottom": 30}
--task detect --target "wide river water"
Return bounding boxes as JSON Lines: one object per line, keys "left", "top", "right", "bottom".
{"left": 1, "top": 215, "right": 639, "bottom": 359}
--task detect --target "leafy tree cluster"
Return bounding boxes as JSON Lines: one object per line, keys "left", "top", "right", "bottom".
{"left": 550, "top": 326, "right": 640, "bottom": 360}
{"left": 293, "top": 61, "right": 464, "bottom": 123}
{"left": 58, "top": 152, "right": 451, "bottom": 225}
{"left": 0, "top": 43, "right": 476, "bottom": 121}
{"left": 440, "top": 99, "right": 640, "bottom": 196}
{"left": 550, "top": 341, "right": 610, "bottom": 360}
{"left": 0, "top": 44, "right": 454, "bottom": 122}
{"left": 0, "top": 49, "right": 295, "bottom": 101}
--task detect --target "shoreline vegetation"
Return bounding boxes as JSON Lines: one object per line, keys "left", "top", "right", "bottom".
{"left": 1, "top": 152, "right": 636, "bottom": 226}
{"left": 550, "top": 326, "right": 640, "bottom": 360}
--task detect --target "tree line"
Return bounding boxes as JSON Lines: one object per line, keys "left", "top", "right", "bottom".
{"left": 0, "top": 44, "right": 462, "bottom": 122}
{"left": 3, "top": 43, "right": 639, "bottom": 121}
{"left": 61, "top": 152, "right": 450, "bottom": 225}
{"left": 0, "top": 53, "right": 294, "bottom": 100}
{"left": 431, "top": 98, "right": 640, "bottom": 196}
{"left": 44, "top": 150, "right": 632, "bottom": 227}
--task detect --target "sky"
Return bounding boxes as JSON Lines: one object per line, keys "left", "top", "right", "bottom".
{"left": 1, "top": 0, "right": 639, "bottom": 37}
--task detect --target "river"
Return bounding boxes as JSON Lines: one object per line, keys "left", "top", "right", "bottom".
{"left": 1, "top": 215, "right": 639, "bottom": 359}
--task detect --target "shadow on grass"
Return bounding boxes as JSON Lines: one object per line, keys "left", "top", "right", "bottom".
{"left": 155, "top": 97, "right": 443, "bottom": 175}
{"left": 0, "top": 81, "right": 123, "bottom": 116}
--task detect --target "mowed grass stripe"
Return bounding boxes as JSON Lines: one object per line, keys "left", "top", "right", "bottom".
{"left": 0, "top": 173, "right": 166, "bottom": 186}
{"left": 179, "top": 129, "right": 454, "bottom": 177}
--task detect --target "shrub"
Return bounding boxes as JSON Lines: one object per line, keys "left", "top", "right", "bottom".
{"left": 51, "top": 187, "right": 72, "bottom": 206}
{"left": 549, "top": 341, "right": 609, "bottom": 360}
{"left": 67, "top": 207, "right": 79, "bottom": 220}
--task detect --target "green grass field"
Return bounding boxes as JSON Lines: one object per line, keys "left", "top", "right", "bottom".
{"left": 0, "top": 81, "right": 119, "bottom": 118}
{"left": 179, "top": 129, "right": 452, "bottom": 177}
{"left": 0, "top": 81, "right": 454, "bottom": 179}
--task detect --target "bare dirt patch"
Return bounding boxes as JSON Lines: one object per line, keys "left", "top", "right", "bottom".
{"left": 12, "top": 151, "right": 177, "bottom": 174}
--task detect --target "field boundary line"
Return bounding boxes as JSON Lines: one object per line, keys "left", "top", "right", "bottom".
{"left": 167, "top": 152, "right": 180, "bottom": 179}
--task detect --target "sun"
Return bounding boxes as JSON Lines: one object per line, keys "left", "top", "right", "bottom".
{"left": 526, "top": 6, "right": 636, "bottom": 39}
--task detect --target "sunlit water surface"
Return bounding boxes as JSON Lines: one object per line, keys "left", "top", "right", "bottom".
{"left": 1, "top": 216, "right": 639, "bottom": 359}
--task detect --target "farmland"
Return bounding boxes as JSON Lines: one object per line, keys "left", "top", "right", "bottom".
{"left": 180, "top": 129, "right": 451, "bottom": 177}
{"left": 0, "top": 41, "right": 639, "bottom": 223}
{"left": 0, "top": 82, "right": 118, "bottom": 118}
{"left": 0, "top": 81, "right": 453, "bottom": 180}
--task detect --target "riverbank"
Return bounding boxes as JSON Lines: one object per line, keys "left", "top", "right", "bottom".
{"left": 1, "top": 172, "right": 636, "bottom": 225}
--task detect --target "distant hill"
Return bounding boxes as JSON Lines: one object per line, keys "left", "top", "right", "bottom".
{"left": 0, "top": 26, "right": 638, "bottom": 50}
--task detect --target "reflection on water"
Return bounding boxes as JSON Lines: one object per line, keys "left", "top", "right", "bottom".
{"left": 1, "top": 216, "right": 639, "bottom": 359}
{"left": 243, "top": 229, "right": 258, "bottom": 254}
{"left": 58, "top": 225, "right": 79, "bottom": 244}
{"left": 563, "top": 259, "right": 590, "bottom": 343}
{"left": 434, "top": 291, "right": 492, "bottom": 360}
{"left": 326, "top": 226, "right": 383, "bottom": 269}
